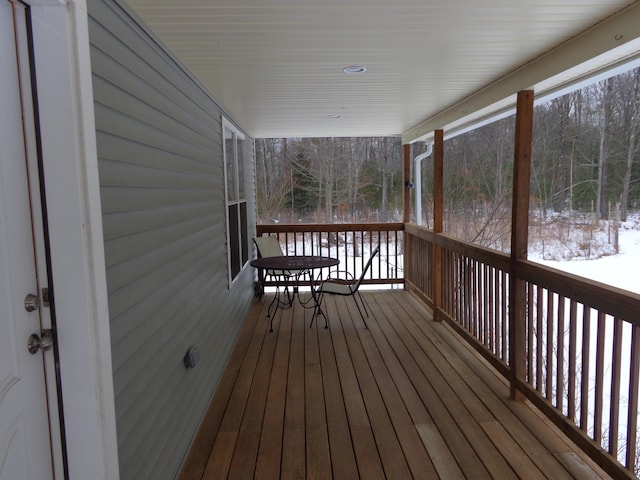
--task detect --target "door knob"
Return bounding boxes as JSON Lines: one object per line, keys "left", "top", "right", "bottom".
{"left": 27, "top": 330, "right": 53, "bottom": 354}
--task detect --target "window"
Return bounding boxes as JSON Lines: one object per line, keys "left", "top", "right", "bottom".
{"left": 223, "top": 118, "right": 249, "bottom": 284}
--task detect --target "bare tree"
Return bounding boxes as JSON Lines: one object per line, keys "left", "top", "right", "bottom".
{"left": 596, "top": 78, "right": 615, "bottom": 219}
{"left": 621, "top": 69, "right": 640, "bottom": 221}
{"left": 256, "top": 138, "right": 294, "bottom": 222}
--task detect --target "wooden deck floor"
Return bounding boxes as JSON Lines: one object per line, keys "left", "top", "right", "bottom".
{"left": 180, "top": 290, "right": 612, "bottom": 480}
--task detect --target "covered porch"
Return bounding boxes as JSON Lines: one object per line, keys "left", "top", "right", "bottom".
{"left": 179, "top": 210, "right": 640, "bottom": 479}
{"left": 180, "top": 290, "right": 610, "bottom": 479}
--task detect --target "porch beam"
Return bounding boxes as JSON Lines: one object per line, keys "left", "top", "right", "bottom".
{"left": 509, "top": 90, "right": 534, "bottom": 401}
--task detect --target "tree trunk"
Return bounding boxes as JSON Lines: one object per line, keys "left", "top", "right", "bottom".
{"left": 621, "top": 69, "right": 640, "bottom": 221}
{"left": 596, "top": 78, "right": 614, "bottom": 220}
{"left": 381, "top": 138, "right": 389, "bottom": 221}
{"left": 324, "top": 163, "right": 333, "bottom": 222}
{"left": 552, "top": 97, "right": 570, "bottom": 212}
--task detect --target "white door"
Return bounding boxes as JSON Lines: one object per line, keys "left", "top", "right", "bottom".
{"left": 0, "top": 1, "right": 57, "bottom": 479}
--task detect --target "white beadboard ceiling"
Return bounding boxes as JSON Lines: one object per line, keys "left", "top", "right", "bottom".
{"left": 123, "top": 0, "right": 640, "bottom": 141}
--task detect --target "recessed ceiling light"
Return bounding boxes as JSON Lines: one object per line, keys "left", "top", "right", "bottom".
{"left": 343, "top": 66, "right": 367, "bottom": 74}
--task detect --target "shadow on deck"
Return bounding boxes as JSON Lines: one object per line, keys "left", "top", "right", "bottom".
{"left": 180, "top": 290, "right": 611, "bottom": 479}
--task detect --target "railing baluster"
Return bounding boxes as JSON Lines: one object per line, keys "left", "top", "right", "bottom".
{"left": 546, "top": 290, "right": 554, "bottom": 400}
{"left": 536, "top": 285, "right": 543, "bottom": 392}
{"left": 496, "top": 269, "right": 501, "bottom": 356}
{"left": 488, "top": 265, "right": 494, "bottom": 353}
{"left": 568, "top": 300, "right": 577, "bottom": 422}
{"left": 458, "top": 255, "right": 464, "bottom": 326}
{"left": 444, "top": 248, "right": 450, "bottom": 313}
{"left": 477, "top": 260, "right": 482, "bottom": 341}
{"left": 456, "top": 256, "right": 462, "bottom": 324}
{"left": 609, "top": 317, "right": 622, "bottom": 456}
{"left": 471, "top": 258, "right": 476, "bottom": 334}
{"left": 556, "top": 295, "right": 565, "bottom": 414}
{"left": 384, "top": 230, "right": 389, "bottom": 279}
{"left": 483, "top": 264, "right": 488, "bottom": 347}
{"left": 481, "top": 262, "right": 487, "bottom": 346}
{"left": 626, "top": 325, "right": 639, "bottom": 470}
{"left": 468, "top": 259, "right": 474, "bottom": 333}
{"left": 580, "top": 306, "right": 591, "bottom": 431}
{"left": 502, "top": 270, "right": 508, "bottom": 362}
{"left": 594, "top": 311, "right": 606, "bottom": 443}
{"left": 443, "top": 248, "right": 448, "bottom": 314}
{"left": 396, "top": 230, "right": 400, "bottom": 282}
{"left": 527, "top": 283, "right": 534, "bottom": 384}
{"left": 344, "top": 230, "right": 356, "bottom": 277}
{"left": 469, "top": 260, "right": 475, "bottom": 336}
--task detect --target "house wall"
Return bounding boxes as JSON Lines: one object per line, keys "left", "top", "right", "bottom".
{"left": 87, "top": 1, "right": 256, "bottom": 478}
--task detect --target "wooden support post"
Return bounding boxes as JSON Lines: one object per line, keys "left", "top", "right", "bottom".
{"left": 433, "top": 130, "right": 444, "bottom": 321}
{"left": 403, "top": 143, "right": 411, "bottom": 288}
{"left": 509, "top": 90, "right": 534, "bottom": 401}
{"left": 403, "top": 143, "right": 411, "bottom": 224}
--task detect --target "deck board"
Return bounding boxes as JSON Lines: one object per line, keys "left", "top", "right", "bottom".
{"left": 180, "top": 290, "right": 612, "bottom": 480}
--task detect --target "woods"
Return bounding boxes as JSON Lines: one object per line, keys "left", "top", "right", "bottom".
{"left": 255, "top": 67, "right": 640, "bottom": 256}
{"left": 256, "top": 137, "right": 405, "bottom": 224}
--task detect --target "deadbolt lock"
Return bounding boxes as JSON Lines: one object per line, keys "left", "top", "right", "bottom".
{"left": 24, "top": 293, "right": 40, "bottom": 312}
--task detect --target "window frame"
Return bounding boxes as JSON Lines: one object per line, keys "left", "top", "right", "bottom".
{"left": 222, "top": 117, "right": 249, "bottom": 286}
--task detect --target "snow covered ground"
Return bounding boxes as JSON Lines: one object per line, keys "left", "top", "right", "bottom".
{"left": 531, "top": 222, "right": 640, "bottom": 295}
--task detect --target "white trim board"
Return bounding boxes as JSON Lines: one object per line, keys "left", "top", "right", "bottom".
{"left": 25, "top": 1, "right": 119, "bottom": 478}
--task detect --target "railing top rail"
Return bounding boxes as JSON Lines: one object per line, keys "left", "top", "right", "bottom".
{"left": 405, "top": 223, "right": 511, "bottom": 271}
{"left": 405, "top": 223, "right": 640, "bottom": 326}
{"left": 517, "top": 260, "right": 640, "bottom": 326}
{"left": 257, "top": 222, "right": 405, "bottom": 234}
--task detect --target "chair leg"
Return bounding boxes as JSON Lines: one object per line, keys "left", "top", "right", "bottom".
{"left": 254, "top": 281, "right": 264, "bottom": 298}
{"left": 356, "top": 291, "right": 370, "bottom": 317}
{"left": 352, "top": 293, "right": 369, "bottom": 329}
{"left": 310, "top": 291, "right": 328, "bottom": 329}
{"left": 310, "top": 291, "right": 319, "bottom": 327}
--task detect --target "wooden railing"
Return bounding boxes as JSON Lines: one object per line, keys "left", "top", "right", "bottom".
{"left": 255, "top": 223, "right": 404, "bottom": 287}
{"left": 405, "top": 223, "right": 640, "bottom": 480}
{"left": 256, "top": 221, "right": 640, "bottom": 478}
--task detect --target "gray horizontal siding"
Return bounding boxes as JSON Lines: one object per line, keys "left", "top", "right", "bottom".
{"left": 87, "top": 1, "right": 256, "bottom": 479}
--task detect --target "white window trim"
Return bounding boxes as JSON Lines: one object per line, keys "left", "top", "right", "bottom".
{"left": 222, "top": 117, "right": 248, "bottom": 286}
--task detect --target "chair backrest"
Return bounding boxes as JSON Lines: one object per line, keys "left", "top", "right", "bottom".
{"left": 253, "top": 236, "right": 284, "bottom": 258}
{"left": 353, "top": 246, "right": 380, "bottom": 291}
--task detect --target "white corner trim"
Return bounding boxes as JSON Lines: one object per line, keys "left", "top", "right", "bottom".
{"left": 28, "top": 1, "right": 120, "bottom": 478}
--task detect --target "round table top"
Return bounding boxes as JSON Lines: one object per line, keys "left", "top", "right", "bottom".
{"left": 250, "top": 255, "right": 339, "bottom": 270}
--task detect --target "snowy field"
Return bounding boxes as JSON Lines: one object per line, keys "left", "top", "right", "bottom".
{"left": 531, "top": 221, "right": 640, "bottom": 295}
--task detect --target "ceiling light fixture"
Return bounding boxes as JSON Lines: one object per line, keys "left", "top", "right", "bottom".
{"left": 328, "top": 114, "right": 342, "bottom": 119}
{"left": 343, "top": 66, "right": 367, "bottom": 74}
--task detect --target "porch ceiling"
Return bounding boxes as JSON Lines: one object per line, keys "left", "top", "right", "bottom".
{"left": 124, "top": 0, "right": 640, "bottom": 141}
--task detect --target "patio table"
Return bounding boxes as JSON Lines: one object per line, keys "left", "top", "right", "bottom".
{"left": 250, "top": 255, "right": 339, "bottom": 331}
